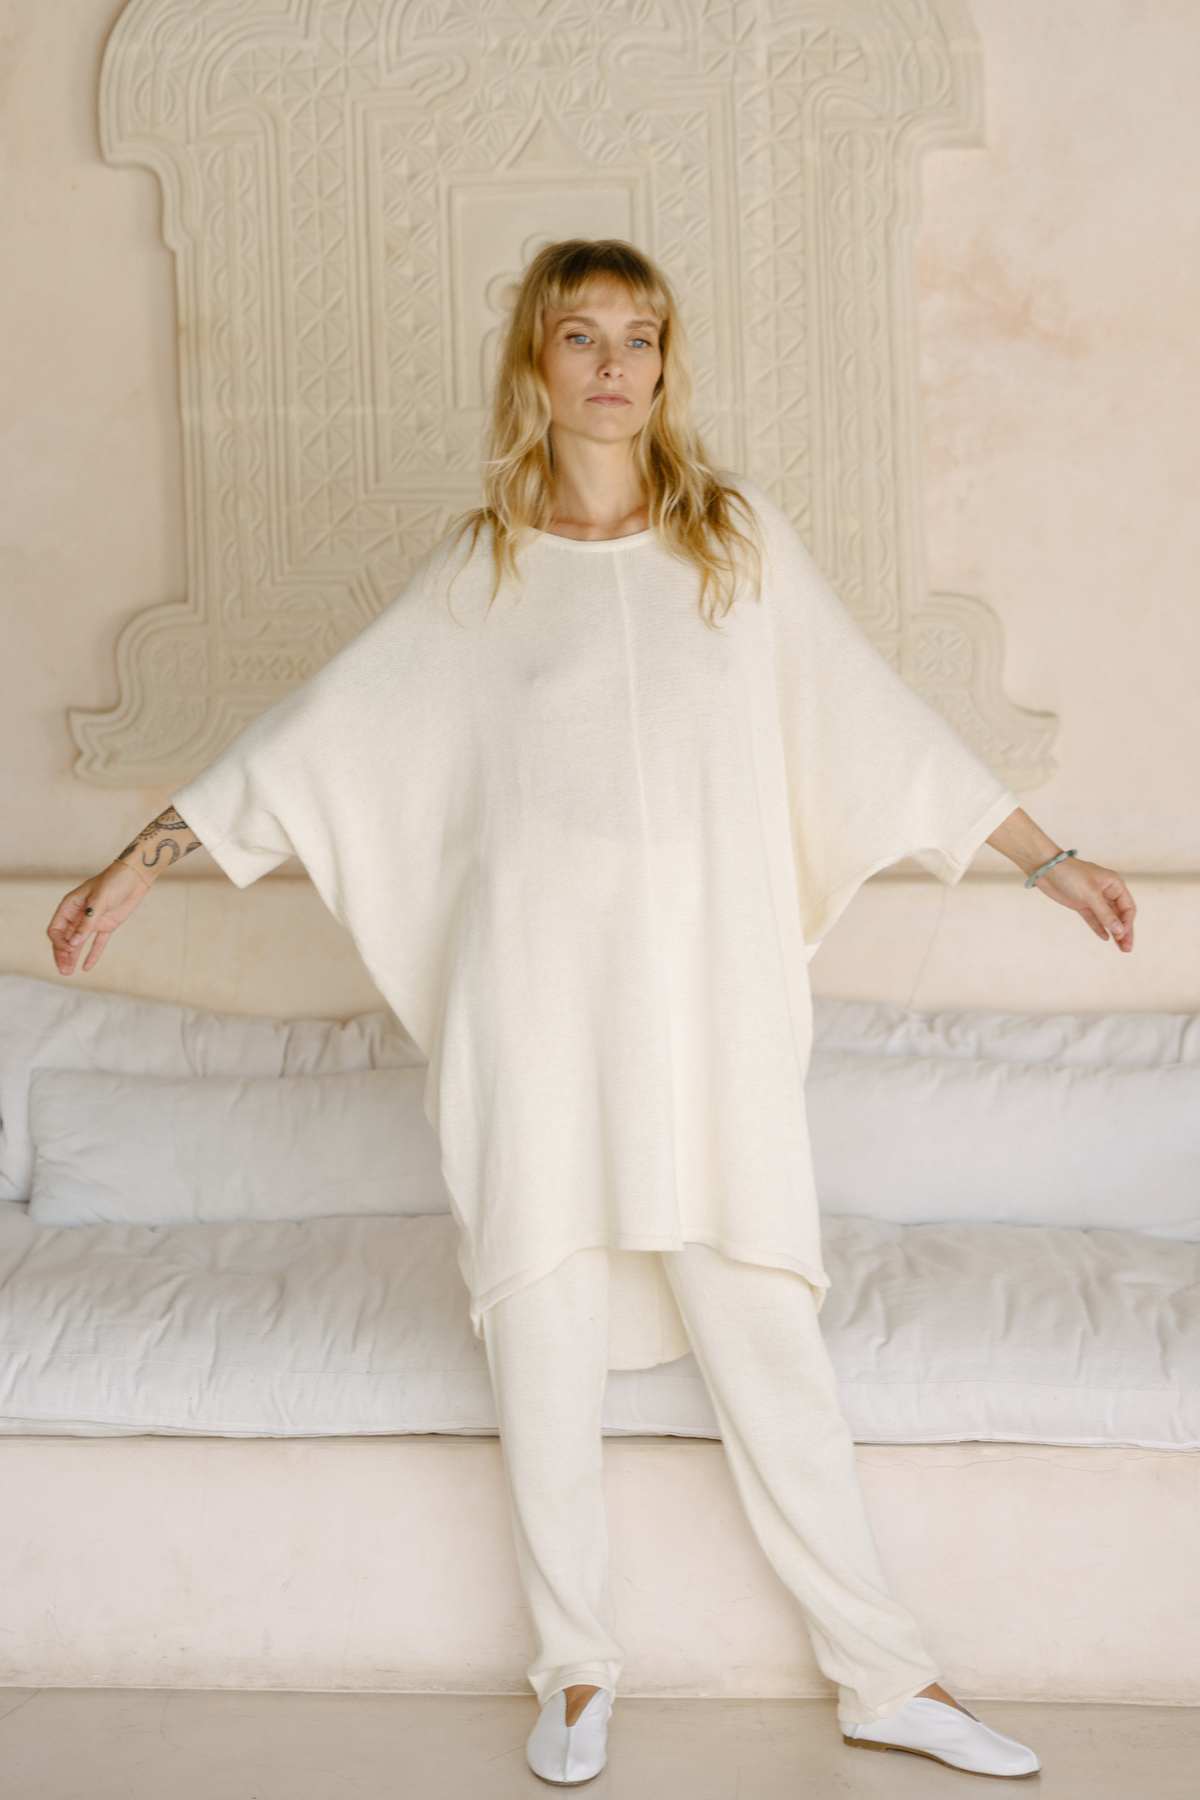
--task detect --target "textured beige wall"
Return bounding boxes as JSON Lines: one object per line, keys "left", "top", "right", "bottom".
{"left": 4, "top": 0, "right": 1197, "bottom": 887}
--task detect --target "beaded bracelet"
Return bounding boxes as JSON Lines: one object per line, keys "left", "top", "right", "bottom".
{"left": 1024, "top": 847, "right": 1077, "bottom": 889}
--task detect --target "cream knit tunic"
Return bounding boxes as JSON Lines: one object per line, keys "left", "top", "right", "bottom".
{"left": 169, "top": 472, "right": 1018, "bottom": 1370}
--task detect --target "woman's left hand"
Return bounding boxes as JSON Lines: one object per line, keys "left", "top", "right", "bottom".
{"left": 1031, "top": 855, "right": 1136, "bottom": 951}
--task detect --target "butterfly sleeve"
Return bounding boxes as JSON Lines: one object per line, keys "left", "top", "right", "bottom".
{"left": 168, "top": 681, "right": 313, "bottom": 890}
{"left": 738, "top": 476, "right": 1020, "bottom": 958}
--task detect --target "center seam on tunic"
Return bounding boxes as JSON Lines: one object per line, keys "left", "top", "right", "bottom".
{"left": 612, "top": 549, "right": 682, "bottom": 1246}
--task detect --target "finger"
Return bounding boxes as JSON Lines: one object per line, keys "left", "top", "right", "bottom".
{"left": 65, "top": 905, "right": 106, "bottom": 946}
{"left": 1100, "top": 878, "right": 1136, "bottom": 929}
{"left": 1113, "top": 889, "right": 1136, "bottom": 936}
{"left": 53, "top": 937, "right": 84, "bottom": 974}
{"left": 1080, "top": 909, "right": 1109, "bottom": 942}
{"left": 47, "top": 894, "right": 88, "bottom": 943}
{"left": 52, "top": 909, "right": 98, "bottom": 947}
{"left": 53, "top": 918, "right": 95, "bottom": 969}
{"left": 1112, "top": 889, "right": 1135, "bottom": 949}
{"left": 1084, "top": 879, "right": 1127, "bottom": 942}
{"left": 50, "top": 918, "right": 86, "bottom": 957}
{"left": 81, "top": 930, "right": 112, "bottom": 972}
{"left": 1101, "top": 902, "right": 1132, "bottom": 942}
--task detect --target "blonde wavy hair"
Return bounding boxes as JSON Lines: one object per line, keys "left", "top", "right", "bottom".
{"left": 444, "top": 238, "right": 763, "bottom": 629}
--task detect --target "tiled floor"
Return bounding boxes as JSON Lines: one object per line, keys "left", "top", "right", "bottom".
{"left": 0, "top": 1687, "right": 1195, "bottom": 1798}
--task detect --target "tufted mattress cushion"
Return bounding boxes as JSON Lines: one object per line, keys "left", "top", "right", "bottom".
{"left": 0, "top": 1201, "right": 1194, "bottom": 1449}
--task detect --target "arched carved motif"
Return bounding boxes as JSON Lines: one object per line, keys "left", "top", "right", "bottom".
{"left": 75, "top": 0, "right": 1053, "bottom": 786}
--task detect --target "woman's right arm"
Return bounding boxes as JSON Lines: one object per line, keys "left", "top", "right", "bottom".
{"left": 46, "top": 805, "right": 208, "bottom": 977}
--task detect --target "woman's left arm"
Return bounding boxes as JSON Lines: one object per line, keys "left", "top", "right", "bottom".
{"left": 986, "top": 807, "right": 1136, "bottom": 952}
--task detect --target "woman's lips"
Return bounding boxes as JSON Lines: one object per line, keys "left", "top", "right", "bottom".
{"left": 587, "top": 396, "right": 630, "bottom": 405}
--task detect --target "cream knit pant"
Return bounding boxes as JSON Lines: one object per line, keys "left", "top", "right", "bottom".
{"left": 480, "top": 1240, "right": 942, "bottom": 1728}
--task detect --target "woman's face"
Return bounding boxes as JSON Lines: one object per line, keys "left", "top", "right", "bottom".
{"left": 538, "top": 284, "right": 664, "bottom": 445}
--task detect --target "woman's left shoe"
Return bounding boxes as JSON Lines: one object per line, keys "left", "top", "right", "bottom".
{"left": 525, "top": 1686, "right": 614, "bottom": 1786}
{"left": 842, "top": 1695, "right": 1040, "bottom": 1777}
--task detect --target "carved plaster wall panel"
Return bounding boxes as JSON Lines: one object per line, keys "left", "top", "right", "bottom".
{"left": 74, "top": 0, "right": 1056, "bottom": 788}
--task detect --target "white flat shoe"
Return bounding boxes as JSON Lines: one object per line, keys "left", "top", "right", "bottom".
{"left": 842, "top": 1695, "right": 1041, "bottom": 1777}
{"left": 526, "top": 1685, "right": 614, "bottom": 1786}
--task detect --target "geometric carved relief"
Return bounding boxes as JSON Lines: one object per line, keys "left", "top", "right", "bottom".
{"left": 911, "top": 594, "right": 1058, "bottom": 788}
{"left": 73, "top": 0, "right": 1054, "bottom": 793}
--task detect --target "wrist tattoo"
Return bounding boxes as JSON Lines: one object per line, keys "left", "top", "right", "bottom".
{"left": 117, "top": 806, "right": 202, "bottom": 874}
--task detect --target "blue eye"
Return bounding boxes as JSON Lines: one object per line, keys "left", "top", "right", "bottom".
{"left": 565, "top": 333, "right": 654, "bottom": 349}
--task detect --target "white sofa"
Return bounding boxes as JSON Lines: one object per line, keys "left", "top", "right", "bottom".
{"left": 1, "top": 871, "right": 1197, "bottom": 1707}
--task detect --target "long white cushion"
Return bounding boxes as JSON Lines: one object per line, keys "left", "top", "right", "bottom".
{"left": 806, "top": 1047, "right": 1200, "bottom": 1238}
{"left": 0, "top": 1203, "right": 1195, "bottom": 1449}
{"left": 0, "top": 974, "right": 420, "bottom": 1202}
{"left": 28, "top": 1068, "right": 450, "bottom": 1227}
{"left": 813, "top": 993, "right": 1200, "bottom": 1067}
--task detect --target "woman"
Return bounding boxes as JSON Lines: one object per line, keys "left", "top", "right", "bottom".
{"left": 48, "top": 239, "right": 1134, "bottom": 1785}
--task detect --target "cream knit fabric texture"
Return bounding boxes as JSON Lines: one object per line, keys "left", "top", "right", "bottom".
{"left": 170, "top": 472, "right": 1018, "bottom": 1369}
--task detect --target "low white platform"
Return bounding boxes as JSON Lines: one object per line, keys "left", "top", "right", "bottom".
{"left": 0, "top": 1432, "right": 1195, "bottom": 1705}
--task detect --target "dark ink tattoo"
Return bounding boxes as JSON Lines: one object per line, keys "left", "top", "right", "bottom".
{"left": 116, "top": 806, "right": 203, "bottom": 874}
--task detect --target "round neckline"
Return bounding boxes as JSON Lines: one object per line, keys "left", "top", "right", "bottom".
{"left": 532, "top": 525, "right": 655, "bottom": 551}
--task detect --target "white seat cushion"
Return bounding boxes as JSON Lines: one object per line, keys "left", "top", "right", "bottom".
{"left": 0, "top": 1203, "right": 1194, "bottom": 1450}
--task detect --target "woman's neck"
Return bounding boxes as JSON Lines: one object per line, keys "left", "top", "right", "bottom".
{"left": 545, "top": 499, "right": 650, "bottom": 541}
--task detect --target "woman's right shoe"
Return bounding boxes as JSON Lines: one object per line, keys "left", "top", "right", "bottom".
{"left": 525, "top": 1685, "right": 614, "bottom": 1786}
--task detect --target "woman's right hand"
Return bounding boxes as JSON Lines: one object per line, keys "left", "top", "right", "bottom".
{"left": 46, "top": 861, "right": 156, "bottom": 977}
